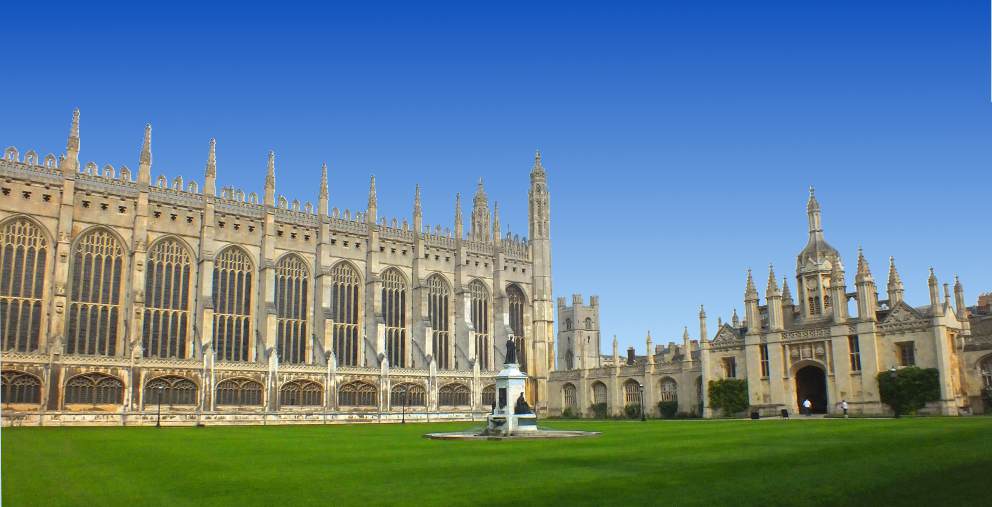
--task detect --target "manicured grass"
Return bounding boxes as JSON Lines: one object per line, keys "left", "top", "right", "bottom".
{"left": 3, "top": 418, "right": 991, "bottom": 506}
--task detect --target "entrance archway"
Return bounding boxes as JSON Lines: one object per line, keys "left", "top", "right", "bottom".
{"left": 795, "top": 365, "right": 827, "bottom": 414}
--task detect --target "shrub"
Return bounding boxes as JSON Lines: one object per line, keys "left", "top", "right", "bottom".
{"left": 674, "top": 411, "right": 697, "bottom": 419}
{"left": 560, "top": 407, "right": 578, "bottom": 419}
{"left": 984, "top": 387, "right": 992, "bottom": 413}
{"left": 708, "top": 379, "right": 748, "bottom": 417}
{"left": 624, "top": 404, "right": 642, "bottom": 419}
{"left": 657, "top": 401, "right": 679, "bottom": 419}
{"left": 590, "top": 402, "right": 608, "bottom": 419}
{"left": 877, "top": 367, "right": 940, "bottom": 417}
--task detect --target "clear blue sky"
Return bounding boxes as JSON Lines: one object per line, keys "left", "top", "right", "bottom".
{"left": 2, "top": 1, "right": 989, "bottom": 354}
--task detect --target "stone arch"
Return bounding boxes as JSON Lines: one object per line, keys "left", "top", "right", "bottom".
{"left": 659, "top": 376, "right": 678, "bottom": 402}
{"left": 562, "top": 382, "right": 578, "bottom": 411}
{"left": 390, "top": 382, "right": 426, "bottom": 407}
{"left": 144, "top": 375, "right": 197, "bottom": 405}
{"left": 215, "top": 377, "right": 263, "bottom": 406}
{"left": 280, "top": 379, "right": 322, "bottom": 406}
{"left": 1, "top": 370, "right": 42, "bottom": 404}
{"left": 338, "top": 380, "right": 377, "bottom": 407}
{"left": 438, "top": 382, "right": 470, "bottom": 406}
{"left": 143, "top": 236, "right": 196, "bottom": 359}
{"left": 24, "top": 150, "right": 37, "bottom": 165}
{"left": 66, "top": 227, "right": 128, "bottom": 356}
{"left": 794, "top": 363, "right": 828, "bottom": 414}
{"left": 212, "top": 246, "right": 256, "bottom": 362}
{"left": 275, "top": 253, "right": 311, "bottom": 364}
{"left": 64, "top": 372, "right": 124, "bottom": 405}
{"left": 4, "top": 146, "right": 19, "bottom": 161}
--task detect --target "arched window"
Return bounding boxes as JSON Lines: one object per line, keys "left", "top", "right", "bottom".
{"left": 427, "top": 275, "right": 451, "bottom": 369}
{"left": 66, "top": 229, "right": 125, "bottom": 355}
{"left": 143, "top": 239, "right": 192, "bottom": 358}
{"left": 507, "top": 285, "right": 526, "bottom": 371}
{"left": 592, "top": 381, "right": 607, "bottom": 405}
{"left": 329, "top": 263, "right": 361, "bottom": 367}
{"left": 563, "top": 383, "right": 577, "bottom": 410}
{"left": 339, "top": 381, "right": 377, "bottom": 407}
{"left": 470, "top": 280, "right": 490, "bottom": 370}
{"left": 390, "top": 382, "right": 425, "bottom": 407}
{"left": 623, "top": 380, "right": 641, "bottom": 406}
{"left": 276, "top": 255, "right": 309, "bottom": 364}
{"left": 438, "top": 383, "right": 470, "bottom": 406}
{"left": 212, "top": 247, "right": 253, "bottom": 362}
{"left": 381, "top": 269, "right": 407, "bottom": 367}
{"left": 280, "top": 380, "right": 322, "bottom": 407}
{"left": 215, "top": 378, "right": 262, "bottom": 406}
{"left": 982, "top": 356, "right": 992, "bottom": 389}
{"left": 65, "top": 373, "right": 123, "bottom": 404}
{"left": 1, "top": 371, "right": 41, "bottom": 404}
{"left": 145, "top": 376, "right": 197, "bottom": 405}
{"left": 565, "top": 319, "right": 573, "bottom": 331}
{"left": 660, "top": 378, "right": 678, "bottom": 402}
{"left": 564, "top": 350, "right": 574, "bottom": 370}
{"left": 584, "top": 317, "right": 592, "bottom": 330}
{"left": 0, "top": 219, "right": 48, "bottom": 353}
{"left": 481, "top": 385, "right": 496, "bottom": 407}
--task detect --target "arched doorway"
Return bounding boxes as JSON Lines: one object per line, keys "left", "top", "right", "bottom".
{"left": 795, "top": 365, "right": 827, "bottom": 414}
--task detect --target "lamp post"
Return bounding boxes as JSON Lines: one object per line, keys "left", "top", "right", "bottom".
{"left": 401, "top": 386, "right": 408, "bottom": 424}
{"left": 156, "top": 385, "right": 165, "bottom": 428}
{"left": 638, "top": 383, "right": 646, "bottom": 421}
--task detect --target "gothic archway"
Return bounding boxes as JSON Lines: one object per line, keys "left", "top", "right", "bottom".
{"left": 795, "top": 365, "right": 827, "bottom": 414}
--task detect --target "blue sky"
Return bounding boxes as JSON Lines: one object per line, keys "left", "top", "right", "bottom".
{"left": 2, "top": 1, "right": 989, "bottom": 353}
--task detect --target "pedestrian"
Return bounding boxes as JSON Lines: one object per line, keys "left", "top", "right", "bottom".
{"left": 841, "top": 399, "right": 849, "bottom": 418}
{"left": 802, "top": 398, "right": 812, "bottom": 416}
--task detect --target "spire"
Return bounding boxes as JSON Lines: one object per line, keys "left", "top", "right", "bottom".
{"left": 698, "top": 305, "right": 708, "bottom": 346}
{"left": 264, "top": 151, "right": 276, "bottom": 207}
{"left": 782, "top": 277, "right": 793, "bottom": 305}
{"left": 492, "top": 201, "right": 501, "bottom": 242}
{"left": 855, "top": 247, "right": 872, "bottom": 283}
{"left": 928, "top": 267, "right": 940, "bottom": 308}
{"left": 413, "top": 184, "right": 422, "bottom": 218}
{"left": 367, "top": 175, "right": 377, "bottom": 224}
{"left": 732, "top": 308, "right": 740, "bottom": 327}
{"left": 61, "top": 108, "right": 80, "bottom": 173}
{"left": 471, "top": 178, "right": 490, "bottom": 241}
{"left": 699, "top": 304, "right": 706, "bottom": 319}
{"left": 454, "top": 192, "right": 463, "bottom": 237}
{"left": 204, "top": 138, "right": 217, "bottom": 196}
{"left": 318, "top": 162, "right": 329, "bottom": 216}
{"left": 943, "top": 283, "right": 952, "bottom": 305}
{"left": 682, "top": 326, "right": 689, "bottom": 341}
{"left": 647, "top": 331, "right": 654, "bottom": 363}
{"left": 531, "top": 149, "right": 545, "bottom": 175}
{"left": 831, "top": 257, "right": 846, "bottom": 285}
{"left": 799, "top": 186, "right": 838, "bottom": 265}
{"left": 887, "top": 256, "right": 904, "bottom": 305}
{"left": 137, "top": 123, "right": 152, "bottom": 185}
{"left": 954, "top": 275, "right": 966, "bottom": 320}
{"left": 744, "top": 269, "right": 759, "bottom": 301}
{"left": 766, "top": 264, "right": 781, "bottom": 297}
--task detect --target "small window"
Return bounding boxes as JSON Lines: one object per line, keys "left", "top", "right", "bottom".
{"left": 897, "top": 342, "right": 915, "bottom": 367}
{"left": 848, "top": 335, "right": 862, "bottom": 372}
{"left": 759, "top": 345, "right": 770, "bottom": 378}
{"left": 723, "top": 357, "right": 737, "bottom": 378}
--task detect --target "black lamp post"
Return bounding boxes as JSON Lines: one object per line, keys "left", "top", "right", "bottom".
{"left": 401, "top": 386, "right": 408, "bottom": 424}
{"left": 156, "top": 385, "right": 165, "bottom": 428}
{"left": 638, "top": 383, "right": 646, "bottom": 421}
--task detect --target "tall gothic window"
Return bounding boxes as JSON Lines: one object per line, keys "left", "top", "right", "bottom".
{"left": 64, "top": 373, "right": 123, "bottom": 404}
{"left": 507, "top": 284, "right": 526, "bottom": 371}
{"left": 660, "top": 378, "right": 678, "bottom": 402}
{"left": 276, "top": 255, "right": 309, "bottom": 364}
{"left": 470, "top": 280, "right": 490, "bottom": 370}
{"left": 438, "top": 383, "right": 470, "bottom": 406}
{"left": 66, "top": 229, "right": 125, "bottom": 356}
{"left": 563, "top": 383, "right": 577, "bottom": 410}
{"left": 1, "top": 371, "right": 41, "bottom": 404}
{"left": 426, "top": 275, "right": 451, "bottom": 369}
{"left": 0, "top": 218, "right": 47, "bottom": 353}
{"left": 390, "top": 382, "right": 426, "bottom": 407}
{"left": 339, "top": 381, "right": 377, "bottom": 407}
{"left": 143, "top": 239, "right": 192, "bottom": 358}
{"left": 564, "top": 350, "right": 574, "bottom": 370}
{"left": 329, "top": 263, "right": 360, "bottom": 367}
{"left": 592, "top": 381, "right": 607, "bottom": 405}
{"left": 481, "top": 385, "right": 496, "bottom": 407}
{"left": 280, "top": 380, "right": 322, "bottom": 407}
{"left": 145, "top": 376, "right": 197, "bottom": 405}
{"left": 981, "top": 356, "right": 992, "bottom": 389}
{"left": 215, "top": 378, "right": 262, "bottom": 406}
{"left": 381, "top": 269, "right": 407, "bottom": 368}
{"left": 212, "top": 247, "right": 253, "bottom": 362}
{"left": 623, "top": 379, "right": 641, "bottom": 406}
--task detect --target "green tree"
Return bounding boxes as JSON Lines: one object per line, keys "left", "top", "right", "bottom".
{"left": 708, "top": 379, "right": 748, "bottom": 417}
{"left": 876, "top": 367, "right": 941, "bottom": 416}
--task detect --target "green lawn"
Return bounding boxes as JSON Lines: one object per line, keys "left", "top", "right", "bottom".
{"left": 3, "top": 418, "right": 991, "bottom": 506}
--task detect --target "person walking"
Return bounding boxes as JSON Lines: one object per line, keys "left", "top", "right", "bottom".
{"left": 841, "top": 399, "right": 849, "bottom": 418}
{"left": 802, "top": 398, "right": 812, "bottom": 416}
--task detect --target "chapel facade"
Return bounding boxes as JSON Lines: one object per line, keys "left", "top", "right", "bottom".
{"left": 549, "top": 189, "right": 991, "bottom": 417}
{"left": 0, "top": 110, "right": 555, "bottom": 426}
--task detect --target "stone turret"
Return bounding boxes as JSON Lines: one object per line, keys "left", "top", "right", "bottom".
{"left": 138, "top": 124, "right": 152, "bottom": 186}
{"left": 204, "top": 138, "right": 217, "bottom": 197}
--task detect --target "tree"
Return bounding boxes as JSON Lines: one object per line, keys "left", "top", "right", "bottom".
{"left": 657, "top": 401, "right": 679, "bottom": 419}
{"left": 708, "top": 379, "right": 748, "bottom": 417}
{"left": 877, "top": 367, "right": 941, "bottom": 416}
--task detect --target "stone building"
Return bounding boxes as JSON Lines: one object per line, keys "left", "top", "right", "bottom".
{"left": 549, "top": 189, "right": 991, "bottom": 417}
{"left": 0, "top": 110, "right": 555, "bottom": 426}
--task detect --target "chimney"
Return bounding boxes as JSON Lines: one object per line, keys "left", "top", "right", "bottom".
{"left": 626, "top": 346, "right": 636, "bottom": 365}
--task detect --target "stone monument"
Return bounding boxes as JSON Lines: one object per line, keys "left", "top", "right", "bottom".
{"left": 485, "top": 337, "right": 538, "bottom": 435}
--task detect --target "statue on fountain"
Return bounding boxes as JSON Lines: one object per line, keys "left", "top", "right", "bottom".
{"left": 505, "top": 337, "right": 516, "bottom": 364}
{"left": 514, "top": 392, "right": 533, "bottom": 415}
